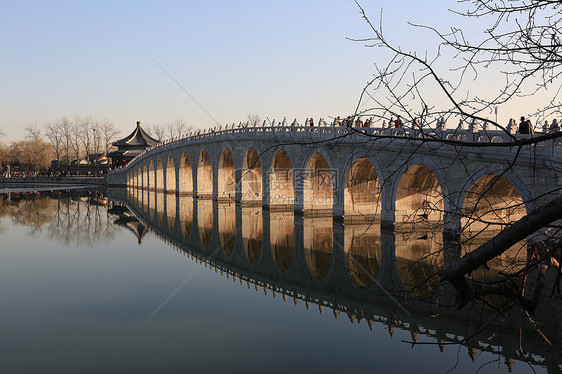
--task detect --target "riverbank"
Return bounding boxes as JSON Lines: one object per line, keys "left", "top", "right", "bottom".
{"left": 0, "top": 176, "right": 106, "bottom": 193}
{"left": 0, "top": 176, "right": 105, "bottom": 186}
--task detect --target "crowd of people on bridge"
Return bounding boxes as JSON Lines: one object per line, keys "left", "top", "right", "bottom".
{"left": 512, "top": 116, "right": 561, "bottom": 135}
{"left": 215, "top": 115, "right": 417, "bottom": 131}
{"left": 211, "top": 114, "right": 561, "bottom": 136}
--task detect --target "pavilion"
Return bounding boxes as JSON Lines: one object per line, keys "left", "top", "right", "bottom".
{"left": 108, "top": 121, "right": 158, "bottom": 167}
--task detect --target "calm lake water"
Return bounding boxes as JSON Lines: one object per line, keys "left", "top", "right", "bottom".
{"left": 0, "top": 188, "right": 557, "bottom": 374}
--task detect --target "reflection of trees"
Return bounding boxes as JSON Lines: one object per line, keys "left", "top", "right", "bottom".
{"left": 0, "top": 190, "right": 118, "bottom": 245}
{"left": 50, "top": 194, "right": 119, "bottom": 246}
{"left": 0, "top": 194, "right": 54, "bottom": 235}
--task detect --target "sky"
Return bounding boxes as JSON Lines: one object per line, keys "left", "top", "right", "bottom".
{"left": 0, "top": 0, "right": 546, "bottom": 142}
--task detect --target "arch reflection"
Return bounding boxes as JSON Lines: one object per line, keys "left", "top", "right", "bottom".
{"left": 165, "top": 193, "right": 176, "bottom": 232}
{"left": 344, "top": 223, "right": 381, "bottom": 288}
{"left": 218, "top": 203, "right": 236, "bottom": 255}
{"left": 178, "top": 195, "right": 193, "bottom": 239}
{"left": 394, "top": 224, "right": 443, "bottom": 300}
{"left": 242, "top": 206, "right": 262, "bottom": 264}
{"left": 270, "top": 211, "right": 295, "bottom": 272}
{"left": 303, "top": 217, "right": 333, "bottom": 280}
{"left": 197, "top": 199, "right": 213, "bottom": 248}
{"left": 142, "top": 188, "right": 149, "bottom": 214}
{"left": 156, "top": 191, "right": 165, "bottom": 225}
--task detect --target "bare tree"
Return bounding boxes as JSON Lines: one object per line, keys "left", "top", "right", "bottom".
{"left": 24, "top": 124, "right": 42, "bottom": 144}
{"left": 100, "top": 119, "right": 120, "bottom": 155}
{"left": 147, "top": 123, "right": 165, "bottom": 142}
{"left": 91, "top": 120, "right": 102, "bottom": 157}
{"left": 69, "top": 117, "right": 83, "bottom": 169}
{"left": 45, "top": 122, "right": 63, "bottom": 168}
{"left": 58, "top": 117, "right": 73, "bottom": 166}
{"left": 347, "top": 0, "right": 562, "bottom": 347}
{"left": 79, "top": 116, "right": 93, "bottom": 166}
{"left": 165, "top": 117, "right": 191, "bottom": 139}
{"left": 246, "top": 113, "right": 261, "bottom": 126}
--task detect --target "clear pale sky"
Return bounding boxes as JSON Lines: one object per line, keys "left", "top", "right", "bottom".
{"left": 0, "top": 1, "right": 540, "bottom": 142}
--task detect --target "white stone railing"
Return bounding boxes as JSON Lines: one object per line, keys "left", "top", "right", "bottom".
{"left": 113, "top": 124, "right": 562, "bottom": 172}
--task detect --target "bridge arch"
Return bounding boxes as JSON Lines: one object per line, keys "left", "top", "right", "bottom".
{"left": 456, "top": 166, "right": 533, "bottom": 217}
{"left": 178, "top": 152, "right": 193, "bottom": 195}
{"left": 301, "top": 150, "right": 335, "bottom": 215}
{"left": 269, "top": 148, "right": 295, "bottom": 209}
{"left": 218, "top": 146, "right": 236, "bottom": 202}
{"left": 165, "top": 153, "right": 176, "bottom": 193}
{"left": 197, "top": 148, "right": 213, "bottom": 199}
{"left": 459, "top": 169, "right": 529, "bottom": 233}
{"left": 342, "top": 156, "right": 382, "bottom": 222}
{"left": 140, "top": 162, "right": 146, "bottom": 190}
{"left": 148, "top": 160, "right": 156, "bottom": 191}
{"left": 242, "top": 146, "right": 263, "bottom": 204}
{"left": 156, "top": 158, "right": 164, "bottom": 192}
{"left": 391, "top": 158, "right": 448, "bottom": 227}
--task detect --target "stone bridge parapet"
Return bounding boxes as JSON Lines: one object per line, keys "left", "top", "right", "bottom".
{"left": 108, "top": 124, "right": 562, "bottom": 233}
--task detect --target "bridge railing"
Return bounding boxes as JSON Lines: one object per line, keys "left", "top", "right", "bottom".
{"left": 114, "top": 124, "right": 562, "bottom": 172}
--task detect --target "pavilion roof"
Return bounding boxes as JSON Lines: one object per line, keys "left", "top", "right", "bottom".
{"left": 113, "top": 121, "right": 158, "bottom": 148}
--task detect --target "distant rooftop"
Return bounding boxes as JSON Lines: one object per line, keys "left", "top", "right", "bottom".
{"left": 113, "top": 121, "right": 158, "bottom": 148}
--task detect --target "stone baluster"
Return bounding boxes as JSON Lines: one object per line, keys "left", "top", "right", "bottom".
{"left": 551, "top": 118, "right": 559, "bottom": 133}
{"left": 437, "top": 117, "right": 446, "bottom": 132}
{"left": 469, "top": 118, "right": 478, "bottom": 133}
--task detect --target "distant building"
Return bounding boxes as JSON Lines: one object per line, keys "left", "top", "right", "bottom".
{"left": 108, "top": 121, "right": 158, "bottom": 167}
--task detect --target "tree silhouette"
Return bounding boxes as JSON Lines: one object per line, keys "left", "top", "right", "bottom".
{"left": 348, "top": 0, "right": 562, "bottom": 342}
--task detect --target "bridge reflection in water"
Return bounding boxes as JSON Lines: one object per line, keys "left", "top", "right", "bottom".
{"left": 110, "top": 187, "right": 560, "bottom": 373}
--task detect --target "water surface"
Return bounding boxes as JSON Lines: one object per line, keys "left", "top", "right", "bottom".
{"left": 0, "top": 189, "right": 555, "bottom": 373}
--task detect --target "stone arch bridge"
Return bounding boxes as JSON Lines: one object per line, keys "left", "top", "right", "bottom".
{"left": 107, "top": 125, "right": 562, "bottom": 234}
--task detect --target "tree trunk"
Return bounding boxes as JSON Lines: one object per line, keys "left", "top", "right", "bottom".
{"left": 440, "top": 195, "right": 562, "bottom": 308}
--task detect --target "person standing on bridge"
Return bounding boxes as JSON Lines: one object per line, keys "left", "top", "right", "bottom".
{"left": 394, "top": 116, "right": 403, "bottom": 128}
{"left": 355, "top": 116, "right": 363, "bottom": 127}
{"left": 518, "top": 116, "right": 534, "bottom": 135}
